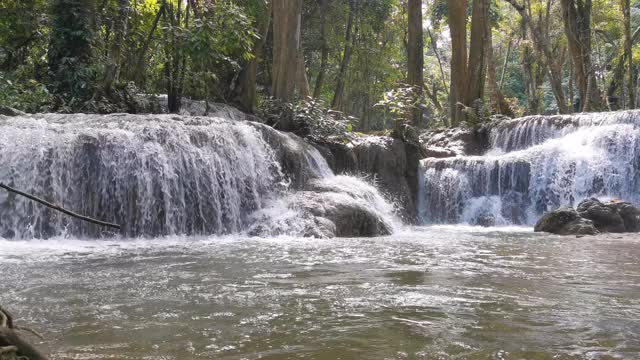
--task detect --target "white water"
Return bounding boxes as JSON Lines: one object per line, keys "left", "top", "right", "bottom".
{"left": 0, "top": 113, "right": 396, "bottom": 239}
{"left": 419, "top": 111, "right": 640, "bottom": 225}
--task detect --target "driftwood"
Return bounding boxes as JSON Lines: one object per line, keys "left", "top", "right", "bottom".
{"left": 0, "top": 306, "right": 48, "bottom": 360}
{"left": 0, "top": 183, "right": 121, "bottom": 230}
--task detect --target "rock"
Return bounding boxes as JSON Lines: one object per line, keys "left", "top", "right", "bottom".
{"left": 0, "top": 106, "right": 26, "bottom": 116}
{"left": 608, "top": 201, "right": 640, "bottom": 232}
{"left": 576, "top": 198, "right": 626, "bottom": 233}
{"left": 534, "top": 207, "right": 599, "bottom": 236}
{"left": 248, "top": 176, "right": 394, "bottom": 238}
{"left": 419, "top": 125, "right": 490, "bottom": 158}
{"left": 311, "top": 134, "right": 421, "bottom": 222}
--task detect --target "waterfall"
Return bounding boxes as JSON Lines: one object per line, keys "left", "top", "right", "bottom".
{"left": 0, "top": 113, "right": 396, "bottom": 239}
{"left": 419, "top": 111, "right": 640, "bottom": 226}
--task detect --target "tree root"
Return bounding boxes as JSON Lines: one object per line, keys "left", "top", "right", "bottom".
{"left": 0, "top": 306, "right": 48, "bottom": 360}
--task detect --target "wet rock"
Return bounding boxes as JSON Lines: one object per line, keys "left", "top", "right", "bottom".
{"left": 534, "top": 207, "right": 600, "bottom": 236}
{"left": 577, "top": 198, "right": 640, "bottom": 233}
{"left": 419, "top": 125, "right": 490, "bottom": 158}
{"left": 576, "top": 198, "right": 626, "bottom": 233}
{"left": 312, "top": 134, "right": 421, "bottom": 222}
{"left": 608, "top": 202, "right": 640, "bottom": 232}
{"left": 248, "top": 176, "right": 394, "bottom": 238}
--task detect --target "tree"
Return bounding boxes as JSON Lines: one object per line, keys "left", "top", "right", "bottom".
{"left": 233, "top": 0, "right": 272, "bottom": 113}
{"left": 506, "top": 0, "right": 569, "bottom": 114}
{"left": 332, "top": 0, "right": 357, "bottom": 110}
{"left": 448, "top": 0, "right": 467, "bottom": 126}
{"left": 621, "top": 0, "right": 634, "bottom": 108}
{"left": 560, "top": 0, "right": 601, "bottom": 111}
{"left": 100, "top": 0, "right": 130, "bottom": 96}
{"left": 407, "top": 0, "right": 424, "bottom": 126}
{"left": 272, "top": 0, "right": 303, "bottom": 104}
{"left": 48, "top": 0, "right": 97, "bottom": 107}
{"left": 312, "top": 0, "right": 331, "bottom": 99}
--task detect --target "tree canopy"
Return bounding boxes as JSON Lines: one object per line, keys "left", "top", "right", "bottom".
{"left": 1, "top": 0, "right": 640, "bottom": 131}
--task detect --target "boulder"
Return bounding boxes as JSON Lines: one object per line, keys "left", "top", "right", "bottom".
{"left": 535, "top": 199, "right": 640, "bottom": 235}
{"left": 312, "top": 134, "right": 421, "bottom": 222}
{"left": 576, "top": 198, "right": 626, "bottom": 233}
{"left": 419, "top": 125, "right": 490, "bottom": 158}
{"left": 608, "top": 201, "right": 640, "bottom": 232}
{"left": 534, "top": 207, "right": 599, "bottom": 236}
{"left": 248, "top": 177, "right": 394, "bottom": 238}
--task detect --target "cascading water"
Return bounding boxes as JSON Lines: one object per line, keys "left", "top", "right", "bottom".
{"left": 419, "top": 111, "right": 640, "bottom": 226}
{"left": 0, "top": 113, "right": 396, "bottom": 239}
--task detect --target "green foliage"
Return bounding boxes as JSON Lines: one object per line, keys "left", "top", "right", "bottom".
{"left": 258, "top": 97, "right": 357, "bottom": 137}
{"left": 0, "top": 73, "right": 49, "bottom": 112}
{"left": 375, "top": 85, "right": 423, "bottom": 125}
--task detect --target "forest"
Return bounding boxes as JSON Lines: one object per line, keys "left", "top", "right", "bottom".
{"left": 2, "top": 0, "right": 638, "bottom": 132}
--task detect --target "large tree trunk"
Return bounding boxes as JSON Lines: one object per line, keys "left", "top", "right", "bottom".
{"left": 48, "top": 0, "right": 97, "bottom": 104}
{"left": 332, "top": 0, "right": 356, "bottom": 110}
{"left": 407, "top": 0, "right": 424, "bottom": 126}
{"left": 465, "top": 0, "right": 488, "bottom": 107}
{"left": 313, "top": 0, "right": 330, "bottom": 98}
{"left": 232, "top": 0, "right": 272, "bottom": 112}
{"left": 622, "top": 0, "right": 634, "bottom": 108}
{"left": 272, "top": 0, "right": 302, "bottom": 104}
{"left": 560, "top": 0, "right": 601, "bottom": 111}
{"left": 448, "top": 0, "right": 468, "bottom": 126}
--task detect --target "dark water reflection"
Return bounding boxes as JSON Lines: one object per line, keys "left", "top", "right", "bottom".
{"left": 0, "top": 226, "right": 639, "bottom": 359}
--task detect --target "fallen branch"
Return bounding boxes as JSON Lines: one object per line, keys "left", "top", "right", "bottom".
{"left": 0, "top": 183, "right": 121, "bottom": 230}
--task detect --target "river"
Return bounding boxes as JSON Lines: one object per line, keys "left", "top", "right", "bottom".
{"left": 2, "top": 226, "right": 639, "bottom": 359}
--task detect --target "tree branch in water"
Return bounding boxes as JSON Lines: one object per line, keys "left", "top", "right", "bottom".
{"left": 0, "top": 183, "right": 121, "bottom": 230}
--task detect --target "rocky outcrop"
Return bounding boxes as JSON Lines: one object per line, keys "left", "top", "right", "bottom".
{"left": 534, "top": 207, "right": 600, "bottom": 235}
{"left": 312, "top": 135, "right": 423, "bottom": 222}
{"left": 247, "top": 176, "right": 394, "bottom": 238}
{"left": 419, "top": 125, "right": 490, "bottom": 158}
{"left": 535, "top": 198, "right": 640, "bottom": 235}
{"left": 577, "top": 198, "right": 640, "bottom": 233}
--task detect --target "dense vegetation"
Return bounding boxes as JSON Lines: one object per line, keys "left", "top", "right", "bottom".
{"left": 1, "top": 0, "right": 639, "bottom": 132}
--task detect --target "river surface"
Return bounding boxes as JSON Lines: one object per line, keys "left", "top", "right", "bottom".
{"left": 1, "top": 226, "right": 639, "bottom": 359}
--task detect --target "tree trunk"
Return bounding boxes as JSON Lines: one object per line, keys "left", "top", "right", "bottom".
{"left": 102, "top": 0, "right": 130, "bottom": 95}
{"left": 332, "top": 0, "right": 356, "bottom": 110}
{"left": 133, "top": 3, "right": 164, "bottom": 85}
{"left": 233, "top": 0, "right": 272, "bottom": 112}
{"left": 485, "top": 15, "right": 514, "bottom": 117}
{"left": 272, "top": 0, "right": 302, "bottom": 104}
{"left": 465, "top": 0, "right": 488, "bottom": 107}
{"left": 505, "top": 0, "right": 569, "bottom": 113}
{"left": 560, "top": 0, "right": 601, "bottom": 111}
{"left": 407, "top": 0, "right": 424, "bottom": 126}
{"left": 622, "top": 0, "right": 634, "bottom": 108}
{"left": 313, "top": 0, "right": 330, "bottom": 98}
{"left": 296, "top": 51, "right": 311, "bottom": 98}
{"left": 448, "top": 0, "right": 468, "bottom": 126}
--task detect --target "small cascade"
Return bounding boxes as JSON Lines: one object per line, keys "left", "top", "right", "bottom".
{"left": 0, "top": 113, "right": 397, "bottom": 239}
{"left": 419, "top": 111, "right": 640, "bottom": 226}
